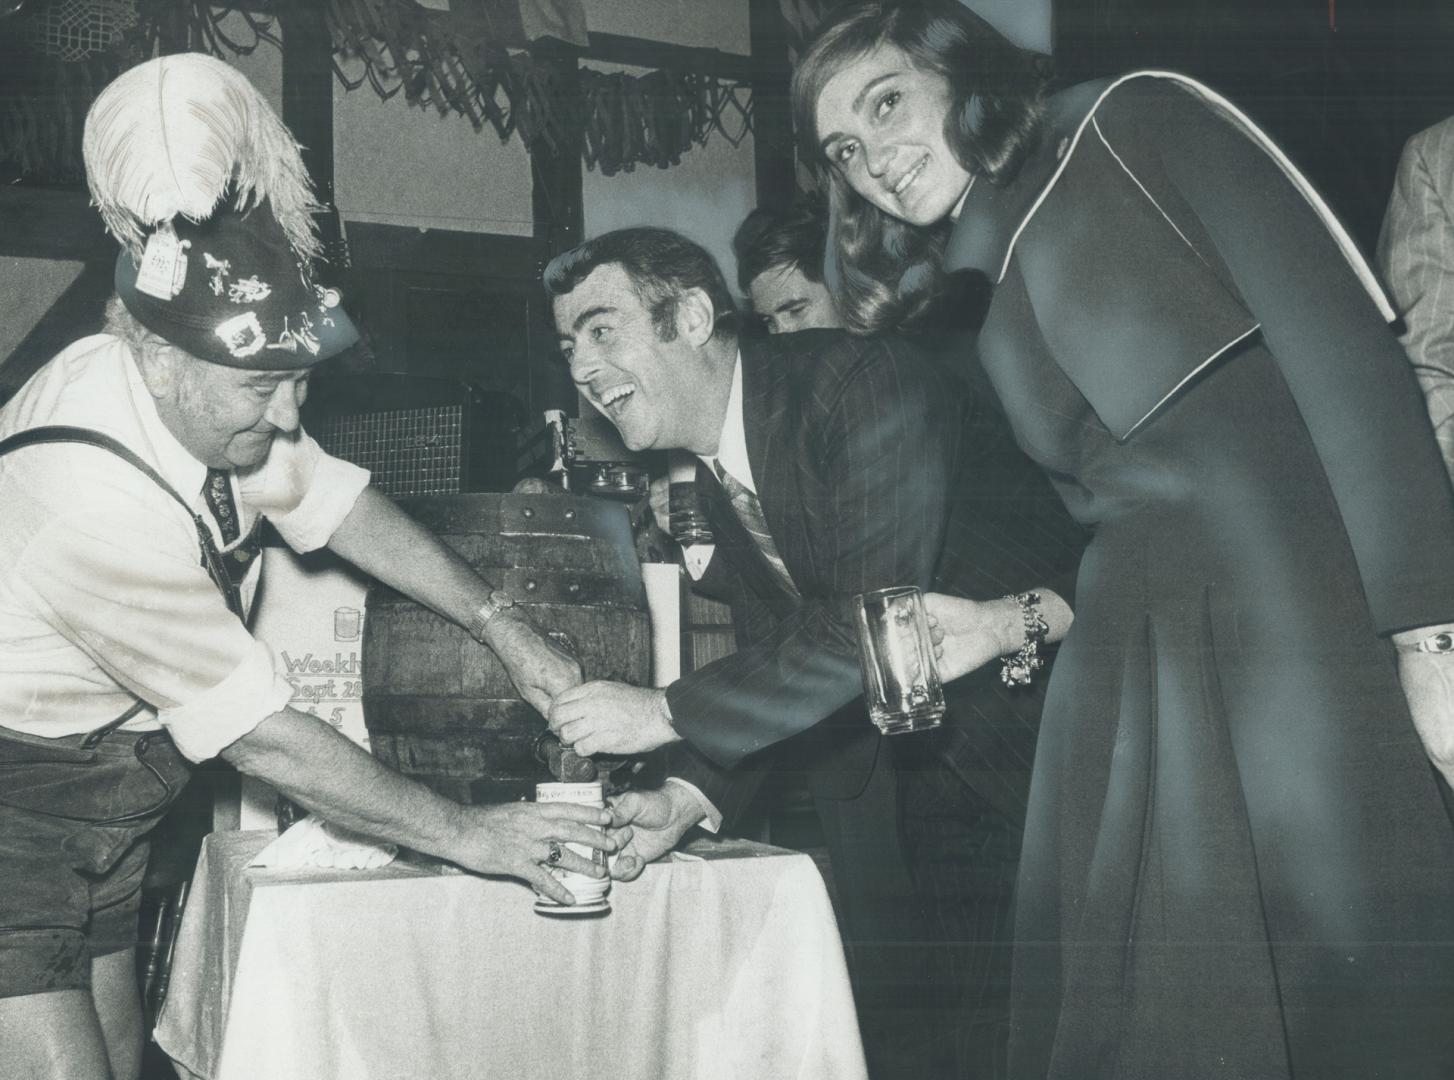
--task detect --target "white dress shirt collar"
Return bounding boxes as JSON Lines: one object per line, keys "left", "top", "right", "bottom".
{"left": 698, "top": 351, "right": 757, "bottom": 495}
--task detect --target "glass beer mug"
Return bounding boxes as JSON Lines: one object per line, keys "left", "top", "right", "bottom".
{"left": 854, "top": 586, "right": 946, "bottom": 735}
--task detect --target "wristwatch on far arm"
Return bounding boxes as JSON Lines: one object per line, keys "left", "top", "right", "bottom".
{"left": 1416, "top": 631, "right": 1454, "bottom": 654}
{"left": 467, "top": 589, "right": 516, "bottom": 643}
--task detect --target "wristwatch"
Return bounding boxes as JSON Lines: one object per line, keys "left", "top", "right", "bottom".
{"left": 467, "top": 589, "right": 516, "bottom": 642}
{"left": 1416, "top": 631, "right": 1454, "bottom": 654}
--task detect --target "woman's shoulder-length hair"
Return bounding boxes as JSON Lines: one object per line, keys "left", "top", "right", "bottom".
{"left": 790, "top": 0, "right": 1052, "bottom": 334}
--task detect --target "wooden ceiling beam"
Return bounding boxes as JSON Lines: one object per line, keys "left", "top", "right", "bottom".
{"left": 579, "top": 33, "right": 755, "bottom": 83}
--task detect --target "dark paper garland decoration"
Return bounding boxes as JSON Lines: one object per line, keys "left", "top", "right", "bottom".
{"left": 0, "top": 0, "right": 755, "bottom": 184}
{"left": 577, "top": 69, "right": 753, "bottom": 176}
{"left": 326, "top": 0, "right": 755, "bottom": 176}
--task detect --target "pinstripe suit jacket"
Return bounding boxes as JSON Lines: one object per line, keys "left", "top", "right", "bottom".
{"left": 665, "top": 329, "right": 1086, "bottom": 824}
{"left": 1379, "top": 115, "right": 1454, "bottom": 484}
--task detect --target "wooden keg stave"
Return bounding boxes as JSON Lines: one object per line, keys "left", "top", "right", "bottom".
{"left": 362, "top": 492, "right": 651, "bottom": 803}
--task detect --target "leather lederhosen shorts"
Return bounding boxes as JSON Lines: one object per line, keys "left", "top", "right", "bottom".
{"left": 0, "top": 721, "right": 190, "bottom": 997}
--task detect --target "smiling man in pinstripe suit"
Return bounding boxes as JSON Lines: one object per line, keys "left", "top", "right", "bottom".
{"left": 544, "top": 226, "right": 1085, "bottom": 1078}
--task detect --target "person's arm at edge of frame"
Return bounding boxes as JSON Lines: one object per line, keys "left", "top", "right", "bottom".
{"left": 1377, "top": 124, "right": 1454, "bottom": 488}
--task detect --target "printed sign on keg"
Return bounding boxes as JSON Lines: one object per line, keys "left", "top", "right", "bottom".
{"left": 244, "top": 546, "right": 372, "bottom": 829}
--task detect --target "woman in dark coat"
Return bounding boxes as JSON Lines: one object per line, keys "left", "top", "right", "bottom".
{"left": 793, "top": 2, "right": 1454, "bottom": 1077}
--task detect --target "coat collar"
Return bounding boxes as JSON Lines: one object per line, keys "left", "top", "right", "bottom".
{"left": 944, "top": 77, "right": 1108, "bottom": 284}
{"left": 738, "top": 336, "right": 789, "bottom": 482}
{"left": 738, "top": 334, "right": 794, "bottom": 537}
{"left": 945, "top": 70, "right": 1394, "bottom": 322}
{"left": 737, "top": 335, "right": 811, "bottom": 605}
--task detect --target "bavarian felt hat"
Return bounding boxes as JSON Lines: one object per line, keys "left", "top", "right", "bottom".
{"left": 115, "top": 200, "right": 358, "bottom": 369}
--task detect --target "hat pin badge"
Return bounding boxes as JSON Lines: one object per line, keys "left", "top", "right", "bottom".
{"left": 135, "top": 226, "right": 193, "bottom": 301}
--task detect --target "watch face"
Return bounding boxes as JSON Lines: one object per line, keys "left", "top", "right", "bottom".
{"left": 468, "top": 591, "right": 516, "bottom": 641}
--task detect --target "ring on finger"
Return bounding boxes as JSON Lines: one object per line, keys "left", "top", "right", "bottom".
{"left": 546, "top": 841, "right": 563, "bottom": 866}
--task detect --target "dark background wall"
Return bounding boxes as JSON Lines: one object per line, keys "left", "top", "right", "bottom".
{"left": 1051, "top": 0, "right": 1454, "bottom": 252}
{"left": 4, "top": 0, "right": 1454, "bottom": 405}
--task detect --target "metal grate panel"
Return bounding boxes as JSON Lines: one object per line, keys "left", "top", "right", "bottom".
{"left": 313, "top": 405, "right": 464, "bottom": 497}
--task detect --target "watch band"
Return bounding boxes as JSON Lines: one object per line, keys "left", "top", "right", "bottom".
{"left": 468, "top": 589, "right": 516, "bottom": 642}
{"left": 1416, "top": 631, "right": 1454, "bottom": 654}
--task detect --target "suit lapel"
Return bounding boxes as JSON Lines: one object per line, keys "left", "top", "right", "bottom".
{"left": 740, "top": 338, "right": 812, "bottom": 600}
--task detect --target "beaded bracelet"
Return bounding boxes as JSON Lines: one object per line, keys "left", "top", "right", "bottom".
{"left": 1000, "top": 591, "right": 1049, "bottom": 688}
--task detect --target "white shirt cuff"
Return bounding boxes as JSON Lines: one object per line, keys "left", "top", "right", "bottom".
{"left": 663, "top": 776, "right": 722, "bottom": 833}
{"left": 682, "top": 544, "right": 715, "bottom": 581}
{"left": 270, "top": 455, "right": 371, "bottom": 553}
{"left": 157, "top": 638, "right": 294, "bottom": 762}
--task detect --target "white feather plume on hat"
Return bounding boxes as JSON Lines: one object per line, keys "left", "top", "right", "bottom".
{"left": 82, "top": 52, "right": 321, "bottom": 266}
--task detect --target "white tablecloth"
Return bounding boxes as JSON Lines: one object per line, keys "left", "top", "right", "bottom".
{"left": 155, "top": 830, "right": 868, "bottom": 1080}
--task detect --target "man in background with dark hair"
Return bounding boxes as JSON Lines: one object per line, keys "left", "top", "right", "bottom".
{"left": 733, "top": 196, "right": 842, "bottom": 335}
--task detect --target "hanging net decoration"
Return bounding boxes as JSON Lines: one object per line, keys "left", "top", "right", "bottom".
{"left": 3, "top": 0, "right": 755, "bottom": 185}
{"left": 29, "top": 0, "right": 138, "bottom": 63}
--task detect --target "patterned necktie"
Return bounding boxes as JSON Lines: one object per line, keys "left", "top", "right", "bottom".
{"left": 200, "top": 467, "right": 262, "bottom": 607}
{"left": 203, "top": 468, "right": 240, "bottom": 544}
{"left": 712, "top": 462, "right": 799, "bottom": 597}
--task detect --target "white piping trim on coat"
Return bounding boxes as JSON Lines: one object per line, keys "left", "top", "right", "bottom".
{"left": 1120, "top": 322, "right": 1264, "bottom": 440}
{"left": 992, "top": 70, "right": 1397, "bottom": 324}
{"left": 1092, "top": 116, "right": 1202, "bottom": 260}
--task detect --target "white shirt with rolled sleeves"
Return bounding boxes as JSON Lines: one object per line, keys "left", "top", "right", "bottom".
{"left": 0, "top": 334, "right": 369, "bottom": 762}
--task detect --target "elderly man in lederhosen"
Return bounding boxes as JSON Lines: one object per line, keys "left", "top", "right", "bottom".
{"left": 0, "top": 55, "right": 614, "bottom": 1080}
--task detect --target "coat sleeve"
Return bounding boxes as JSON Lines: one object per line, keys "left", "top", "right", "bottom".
{"left": 663, "top": 737, "right": 773, "bottom": 828}
{"left": 1377, "top": 121, "right": 1454, "bottom": 487}
{"left": 664, "top": 340, "right": 966, "bottom": 768}
{"left": 1127, "top": 84, "right": 1454, "bottom": 634}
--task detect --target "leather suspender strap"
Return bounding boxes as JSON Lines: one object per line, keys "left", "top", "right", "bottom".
{"left": 0, "top": 421, "right": 200, "bottom": 514}
{"left": 79, "top": 700, "right": 148, "bottom": 749}
{"left": 0, "top": 424, "right": 248, "bottom": 738}
{"left": 0, "top": 425, "right": 193, "bottom": 513}
{"left": 0, "top": 424, "right": 245, "bottom": 615}
{"left": 0, "top": 427, "right": 252, "bottom": 738}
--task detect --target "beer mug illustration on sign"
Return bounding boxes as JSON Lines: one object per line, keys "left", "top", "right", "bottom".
{"left": 334, "top": 606, "right": 361, "bottom": 642}
{"left": 854, "top": 586, "right": 946, "bottom": 735}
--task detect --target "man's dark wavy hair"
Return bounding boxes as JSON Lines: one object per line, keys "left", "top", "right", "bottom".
{"left": 542, "top": 227, "right": 738, "bottom": 344}
{"left": 732, "top": 194, "right": 831, "bottom": 294}
{"left": 791, "top": 0, "right": 1051, "bottom": 334}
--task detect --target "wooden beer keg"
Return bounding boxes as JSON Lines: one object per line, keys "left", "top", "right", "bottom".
{"left": 362, "top": 492, "right": 651, "bottom": 803}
